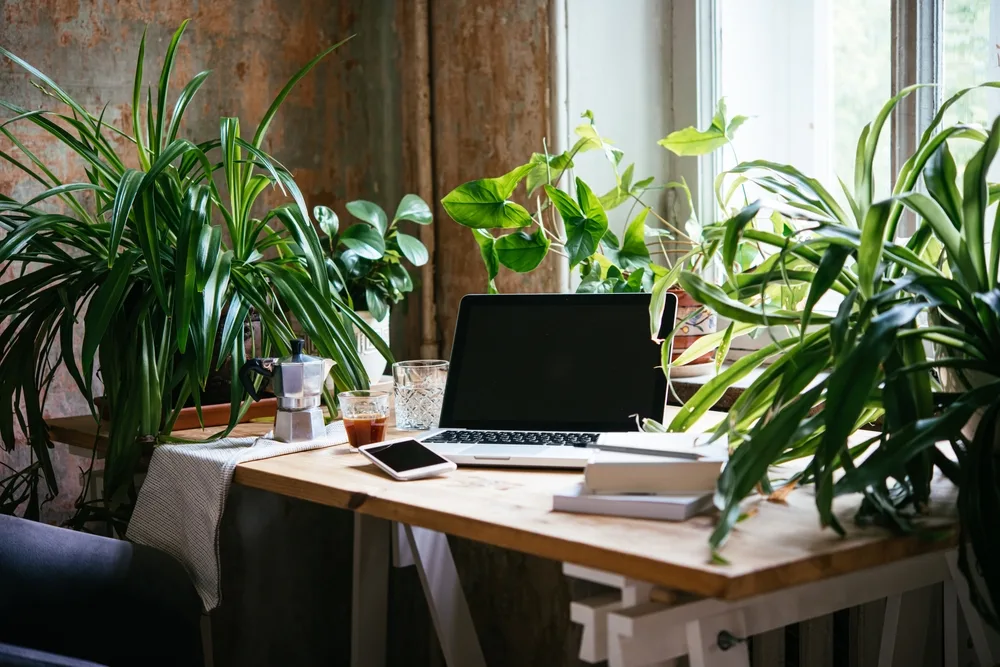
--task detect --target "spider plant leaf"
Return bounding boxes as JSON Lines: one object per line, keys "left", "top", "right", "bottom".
{"left": 801, "top": 244, "right": 851, "bottom": 339}
{"left": 136, "top": 189, "right": 168, "bottom": 311}
{"left": 195, "top": 226, "right": 222, "bottom": 293}
{"left": 174, "top": 186, "right": 210, "bottom": 353}
{"left": 730, "top": 160, "right": 851, "bottom": 227}
{"left": 167, "top": 70, "right": 212, "bottom": 145}
{"left": 218, "top": 293, "right": 249, "bottom": 371}
{"left": 894, "top": 192, "right": 975, "bottom": 284}
{"left": 711, "top": 382, "right": 825, "bottom": 550}
{"left": 109, "top": 169, "right": 144, "bottom": 263}
{"left": 0, "top": 46, "right": 96, "bottom": 136}
{"left": 82, "top": 251, "right": 140, "bottom": 384}
{"left": 131, "top": 27, "right": 150, "bottom": 169}
{"left": 859, "top": 84, "right": 924, "bottom": 214}
{"left": 671, "top": 321, "right": 758, "bottom": 366}
{"left": 961, "top": 116, "right": 1000, "bottom": 291}
{"left": 721, "top": 200, "right": 763, "bottom": 284}
{"left": 669, "top": 335, "right": 798, "bottom": 432}
{"left": 221, "top": 117, "right": 245, "bottom": 229}
{"left": 252, "top": 34, "right": 355, "bottom": 150}
{"left": 155, "top": 20, "right": 190, "bottom": 152}
{"left": 59, "top": 293, "right": 91, "bottom": 409}
{"left": 922, "top": 142, "right": 962, "bottom": 229}
{"left": 679, "top": 271, "right": 820, "bottom": 326}
{"left": 856, "top": 199, "right": 894, "bottom": 298}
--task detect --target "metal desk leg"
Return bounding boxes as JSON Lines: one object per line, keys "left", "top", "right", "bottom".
{"left": 403, "top": 524, "right": 487, "bottom": 667}
{"left": 352, "top": 514, "right": 391, "bottom": 667}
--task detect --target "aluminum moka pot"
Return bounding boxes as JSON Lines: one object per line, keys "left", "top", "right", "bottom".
{"left": 239, "top": 338, "right": 335, "bottom": 442}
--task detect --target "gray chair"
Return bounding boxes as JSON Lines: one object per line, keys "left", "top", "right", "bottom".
{"left": 0, "top": 514, "right": 203, "bottom": 667}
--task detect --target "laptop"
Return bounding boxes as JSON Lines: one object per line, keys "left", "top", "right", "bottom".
{"left": 418, "top": 292, "right": 677, "bottom": 468}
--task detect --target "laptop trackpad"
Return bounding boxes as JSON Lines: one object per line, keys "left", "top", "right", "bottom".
{"left": 469, "top": 445, "right": 548, "bottom": 458}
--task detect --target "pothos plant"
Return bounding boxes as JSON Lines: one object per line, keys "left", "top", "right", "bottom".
{"left": 0, "top": 24, "right": 390, "bottom": 528}
{"left": 441, "top": 106, "right": 755, "bottom": 346}
{"left": 313, "top": 194, "right": 432, "bottom": 322}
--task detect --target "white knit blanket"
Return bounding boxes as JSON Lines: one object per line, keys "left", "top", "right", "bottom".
{"left": 126, "top": 421, "right": 348, "bottom": 611}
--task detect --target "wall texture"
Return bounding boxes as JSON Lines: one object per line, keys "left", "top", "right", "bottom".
{"left": 0, "top": 0, "right": 418, "bottom": 522}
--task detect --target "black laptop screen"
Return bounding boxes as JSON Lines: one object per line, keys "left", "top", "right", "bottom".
{"left": 439, "top": 293, "right": 674, "bottom": 432}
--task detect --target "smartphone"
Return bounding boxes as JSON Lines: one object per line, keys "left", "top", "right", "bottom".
{"left": 358, "top": 438, "right": 457, "bottom": 481}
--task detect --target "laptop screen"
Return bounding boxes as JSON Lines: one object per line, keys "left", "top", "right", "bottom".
{"left": 439, "top": 293, "right": 674, "bottom": 432}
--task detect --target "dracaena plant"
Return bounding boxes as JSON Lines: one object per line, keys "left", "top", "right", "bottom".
{"left": 0, "top": 23, "right": 390, "bottom": 528}
{"left": 649, "top": 83, "right": 1000, "bottom": 626}
{"left": 313, "top": 194, "right": 432, "bottom": 322}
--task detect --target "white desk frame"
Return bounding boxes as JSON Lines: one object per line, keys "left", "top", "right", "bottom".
{"left": 351, "top": 515, "right": 1000, "bottom": 667}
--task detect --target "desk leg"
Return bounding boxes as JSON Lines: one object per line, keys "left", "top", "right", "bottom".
{"left": 403, "top": 524, "right": 487, "bottom": 667}
{"left": 352, "top": 514, "right": 390, "bottom": 667}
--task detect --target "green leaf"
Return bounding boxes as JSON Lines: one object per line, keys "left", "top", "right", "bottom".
{"left": 715, "top": 322, "right": 735, "bottom": 373}
{"left": 396, "top": 232, "right": 428, "bottom": 266}
{"left": 856, "top": 200, "right": 894, "bottom": 298}
{"left": 154, "top": 20, "right": 190, "bottom": 152}
{"left": 174, "top": 186, "right": 210, "bottom": 353}
{"left": 679, "top": 272, "right": 822, "bottom": 326}
{"left": 722, "top": 200, "right": 764, "bottom": 284}
{"left": 525, "top": 151, "right": 573, "bottom": 196}
{"left": 598, "top": 163, "right": 636, "bottom": 210}
{"left": 671, "top": 321, "right": 759, "bottom": 367}
{"left": 166, "top": 70, "right": 211, "bottom": 145}
{"left": 82, "top": 251, "right": 139, "bottom": 384}
{"left": 658, "top": 126, "right": 728, "bottom": 156}
{"left": 314, "top": 205, "right": 340, "bottom": 237}
{"left": 195, "top": 226, "right": 222, "bottom": 292}
{"left": 441, "top": 164, "right": 534, "bottom": 229}
{"left": 366, "top": 285, "right": 390, "bottom": 322}
{"left": 603, "top": 227, "right": 621, "bottom": 250}
{"left": 726, "top": 115, "right": 749, "bottom": 137}
{"left": 393, "top": 194, "right": 433, "bottom": 225}
{"left": 548, "top": 180, "right": 609, "bottom": 267}
{"left": 617, "top": 208, "right": 652, "bottom": 270}
{"left": 961, "top": 115, "right": 1000, "bottom": 290}
{"left": 472, "top": 229, "right": 500, "bottom": 288}
{"left": 495, "top": 228, "right": 550, "bottom": 272}
{"left": 574, "top": 113, "right": 624, "bottom": 167}
{"left": 387, "top": 263, "right": 414, "bottom": 293}
{"left": 347, "top": 199, "right": 389, "bottom": 235}
{"left": 252, "top": 35, "right": 354, "bottom": 149}
{"left": 108, "top": 169, "right": 144, "bottom": 264}
{"left": 800, "top": 245, "right": 851, "bottom": 338}
{"left": 341, "top": 223, "right": 386, "bottom": 260}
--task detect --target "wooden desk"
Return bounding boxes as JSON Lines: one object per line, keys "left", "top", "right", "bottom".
{"left": 46, "top": 413, "right": 994, "bottom": 667}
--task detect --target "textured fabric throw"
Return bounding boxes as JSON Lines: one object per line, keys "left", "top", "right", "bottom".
{"left": 126, "top": 421, "right": 348, "bottom": 611}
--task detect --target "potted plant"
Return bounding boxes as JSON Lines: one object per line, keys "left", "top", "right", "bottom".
{"left": 441, "top": 109, "right": 751, "bottom": 375}
{"left": 313, "top": 195, "right": 432, "bottom": 383}
{"left": 651, "top": 83, "right": 1000, "bottom": 625}
{"left": 0, "top": 23, "right": 390, "bottom": 528}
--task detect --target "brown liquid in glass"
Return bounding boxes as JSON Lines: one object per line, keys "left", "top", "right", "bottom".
{"left": 344, "top": 414, "right": 388, "bottom": 448}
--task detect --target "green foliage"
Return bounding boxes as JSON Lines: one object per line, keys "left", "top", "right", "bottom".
{"left": 666, "top": 83, "right": 1000, "bottom": 627}
{"left": 442, "top": 110, "right": 744, "bottom": 296}
{"left": 0, "top": 26, "right": 392, "bottom": 525}
{"left": 317, "top": 194, "right": 432, "bottom": 322}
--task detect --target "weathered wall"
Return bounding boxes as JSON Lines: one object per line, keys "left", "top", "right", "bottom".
{"left": 430, "top": 0, "right": 562, "bottom": 354}
{"left": 0, "top": 0, "right": 415, "bottom": 522}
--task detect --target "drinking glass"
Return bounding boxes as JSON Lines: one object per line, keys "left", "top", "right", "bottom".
{"left": 393, "top": 360, "right": 449, "bottom": 430}
{"left": 339, "top": 390, "right": 390, "bottom": 449}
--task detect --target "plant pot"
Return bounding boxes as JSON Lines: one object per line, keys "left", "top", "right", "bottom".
{"left": 354, "top": 310, "right": 391, "bottom": 384}
{"left": 668, "top": 287, "right": 717, "bottom": 369}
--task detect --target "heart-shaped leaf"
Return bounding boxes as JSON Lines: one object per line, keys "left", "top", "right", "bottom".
{"left": 341, "top": 223, "right": 385, "bottom": 260}
{"left": 525, "top": 151, "right": 573, "bottom": 196}
{"left": 441, "top": 163, "right": 533, "bottom": 229}
{"left": 346, "top": 200, "right": 389, "bottom": 234}
{"left": 393, "top": 194, "right": 432, "bottom": 225}
{"left": 616, "top": 208, "right": 651, "bottom": 271}
{"left": 547, "top": 179, "right": 608, "bottom": 267}
{"left": 495, "top": 229, "right": 550, "bottom": 272}
{"left": 396, "top": 232, "right": 428, "bottom": 266}
{"left": 473, "top": 229, "right": 500, "bottom": 284}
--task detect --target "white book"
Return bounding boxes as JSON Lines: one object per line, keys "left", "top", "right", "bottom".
{"left": 591, "top": 431, "right": 727, "bottom": 460}
{"left": 583, "top": 451, "right": 724, "bottom": 495}
{"left": 552, "top": 483, "right": 714, "bottom": 522}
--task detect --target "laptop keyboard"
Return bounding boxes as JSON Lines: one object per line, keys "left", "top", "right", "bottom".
{"left": 423, "top": 430, "right": 600, "bottom": 447}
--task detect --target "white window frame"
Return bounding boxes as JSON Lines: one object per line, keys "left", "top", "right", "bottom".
{"left": 670, "top": 0, "right": 945, "bottom": 357}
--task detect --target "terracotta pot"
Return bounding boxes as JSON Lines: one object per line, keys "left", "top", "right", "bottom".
{"left": 668, "top": 287, "right": 717, "bottom": 365}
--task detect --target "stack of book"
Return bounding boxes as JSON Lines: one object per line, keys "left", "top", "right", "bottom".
{"left": 552, "top": 433, "right": 725, "bottom": 522}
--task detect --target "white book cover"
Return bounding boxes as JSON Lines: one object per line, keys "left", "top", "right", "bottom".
{"left": 593, "top": 432, "right": 728, "bottom": 460}
{"left": 552, "top": 483, "right": 714, "bottom": 522}
{"left": 583, "top": 451, "right": 723, "bottom": 495}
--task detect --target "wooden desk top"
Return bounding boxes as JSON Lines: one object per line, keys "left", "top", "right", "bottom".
{"left": 46, "top": 412, "right": 958, "bottom": 601}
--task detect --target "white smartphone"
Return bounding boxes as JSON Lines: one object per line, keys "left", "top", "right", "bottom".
{"left": 358, "top": 438, "right": 457, "bottom": 481}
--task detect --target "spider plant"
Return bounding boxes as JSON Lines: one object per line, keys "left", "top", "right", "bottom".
{"left": 646, "top": 83, "right": 1000, "bottom": 624}
{"left": 0, "top": 22, "right": 390, "bottom": 526}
